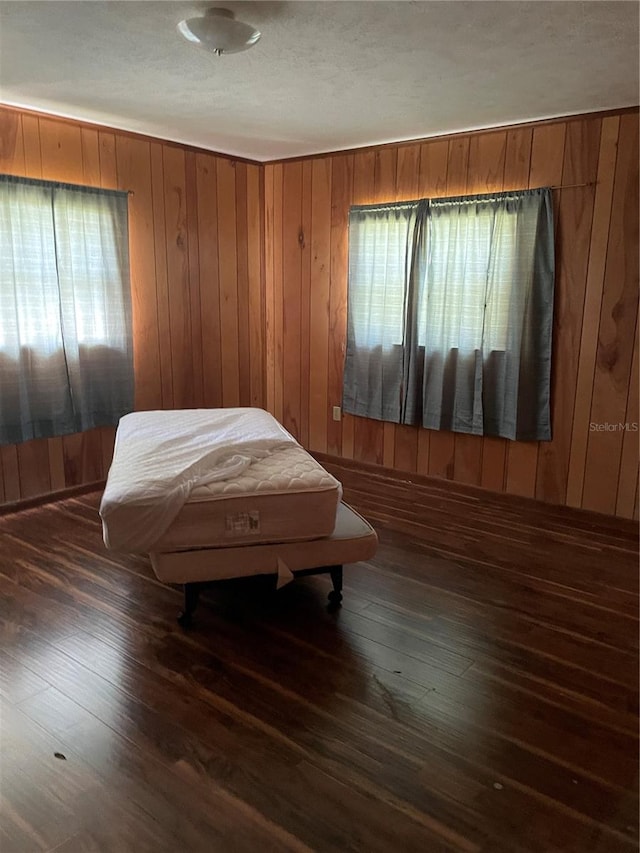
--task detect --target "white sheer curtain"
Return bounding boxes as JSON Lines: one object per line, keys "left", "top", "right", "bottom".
{"left": 344, "top": 188, "right": 555, "bottom": 441}
{"left": 343, "top": 201, "right": 420, "bottom": 422}
{"left": 0, "top": 176, "right": 133, "bottom": 445}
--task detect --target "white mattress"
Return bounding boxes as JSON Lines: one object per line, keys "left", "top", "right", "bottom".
{"left": 151, "top": 443, "right": 342, "bottom": 551}
{"left": 100, "top": 407, "right": 341, "bottom": 553}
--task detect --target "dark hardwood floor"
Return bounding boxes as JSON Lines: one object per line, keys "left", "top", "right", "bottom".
{"left": 0, "top": 467, "right": 638, "bottom": 852}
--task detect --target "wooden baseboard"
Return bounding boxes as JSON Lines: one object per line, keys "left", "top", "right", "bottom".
{"left": 0, "top": 480, "right": 106, "bottom": 516}
{"left": 312, "top": 452, "right": 638, "bottom": 536}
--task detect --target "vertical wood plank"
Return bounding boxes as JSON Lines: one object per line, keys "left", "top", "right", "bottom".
{"left": 395, "top": 143, "right": 421, "bottom": 201}
{"left": 21, "top": 115, "right": 41, "bottom": 177}
{"left": 101, "top": 427, "right": 117, "bottom": 477}
{"left": 467, "top": 130, "right": 506, "bottom": 194}
{"left": 247, "top": 164, "right": 265, "bottom": 408}
{"left": 263, "top": 165, "right": 276, "bottom": 415}
{"left": 353, "top": 417, "right": 384, "bottom": 466}
{"left": 195, "top": 152, "right": 221, "bottom": 409}
{"left": 20, "top": 115, "right": 40, "bottom": 177}
{"left": 327, "top": 154, "right": 353, "bottom": 456}
{"left": 282, "top": 161, "right": 303, "bottom": 439}
{"left": 234, "top": 162, "right": 251, "bottom": 407}
{"left": 341, "top": 415, "right": 355, "bottom": 459}
{"left": 47, "top": 438, "right": 66, "bottom": 492}
{"left": 394, "top": 426, "right": 419, "bottom": 473}
{"left": 480, "top": 438, "right": 507, "bottom": 494}
{"left": 0, "top": 108, "right": 25, "bottom": 174}
{"left": 81, "top": 429, "right": 104, "bottom": 482}
{"left": 62, "top": 434, "right": 83, "bottom": 487}
{"left": 300, "top": 160, "right": 313, "bottom": 448}
{"left": 150, "top": 143, "right": 174, "bottom": 408}
{"left": 80, "top": 128, "right": 101, "bottom": 185}
{"left": 308, "top": 158, "right": 332, "bottom": 453}
{"left": 536, "top": 118, "right": 601, "bottom": 506}
{"left": 272, "top": 163, "right": 284, "bottom": 423}
{"left": 582, "top": 114, "right": 639, "bottom": 514}
{"left": 98, "top": 132, "right": 118, "bottom": 189}
{"left": 185, "top": 150, "right": 204, "bottom": 408}
{"left": 62, "top": 431, "right": 101, "bottom": 487}
{"left": 352, "top": 150, "right": 376, "bottom": 205}
{"left": 1, "top": 447, "right": 20, "bottom": 503}
{"left": 502, "top": 126, "right": 533, "bottom": 191}
{"left": 216, "top": 158, "right": 241, "bottom": 408}
{"left": 418, "top": 139, "right": 449, "bottom": 199}
{"left": 116, "top": 135, "right": 161, "bottom": 411}
{"left": 163, "top": 145, "right": 193, "bottom": 409}
{"left": 38, "top": 119, "right": 83, "bottom": 182}
{"left": 416, "top": 431, "right": 431, "bottom": 476}
{"left": 566, "top": 116, "right": 620, "bottom": 506}
{"left": 17, "top": 440, "right": 51, "bottom": 499}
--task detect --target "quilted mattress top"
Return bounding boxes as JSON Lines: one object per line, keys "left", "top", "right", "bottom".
{"left": 100, "top": 407, "right": 337, "bottom": 552}
{"left": 189, "top": 444, "right": 340, "bottom": 502}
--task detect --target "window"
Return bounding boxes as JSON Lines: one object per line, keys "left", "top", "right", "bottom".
{"left": 343, "top": 188, "right": 555, "bottom": 441}
{"left": 0, "top": 175, "right": 134, "bottom": 445}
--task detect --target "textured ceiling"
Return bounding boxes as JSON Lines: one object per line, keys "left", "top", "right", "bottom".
{"left": 0, "top": 1, "right": 638, "bottom": 161}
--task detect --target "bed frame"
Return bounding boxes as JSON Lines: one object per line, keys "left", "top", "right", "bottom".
{"left": 177, "top": 565, "right": 343, "bottom": 628}
{"left": 149, "top": 501, "right": 377, "bottom": 629}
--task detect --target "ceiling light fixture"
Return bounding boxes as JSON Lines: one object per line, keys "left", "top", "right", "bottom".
{"left": 177, "top": 7, "right": 261, "bottom": 56}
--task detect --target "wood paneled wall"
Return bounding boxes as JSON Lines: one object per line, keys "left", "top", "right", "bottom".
{"left": 264, "top": 110, "right": 639, "bottom": 519}
{"left": 0, "top": 106, "right": 264, "bottom": 504}
{"left": 1, "top": 105, "right": 637, "bottom": 520}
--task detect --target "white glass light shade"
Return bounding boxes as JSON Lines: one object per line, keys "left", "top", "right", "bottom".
{"left": 177, "top": 8, "right": 261, "bottom": 55}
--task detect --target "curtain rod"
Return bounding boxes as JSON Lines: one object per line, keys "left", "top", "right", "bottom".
{"left": 127, "top": 181, "right": 596, "bottom": 199}
{"left": 548, "top": 181, "right": 595, "bottom": 190}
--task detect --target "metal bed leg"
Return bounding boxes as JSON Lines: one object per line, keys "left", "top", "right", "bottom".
{"left": 328, "top": 565, "right": 343, "bottom": 609}
{"left": 177, "top": 582, "right": 200, "bottom": 628}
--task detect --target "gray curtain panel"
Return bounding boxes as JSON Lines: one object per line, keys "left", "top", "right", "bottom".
{"left": 343, "top": 187, "right": 555, "bottom": 441}
{"left": 0, "top": 175, "right": 134, "bottom": 445}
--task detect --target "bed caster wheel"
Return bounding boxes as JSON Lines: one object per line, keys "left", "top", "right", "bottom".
{"left": 177, "top": 610, "right": 193, "bottom": 629}
{"left": 178, "top": 584, "right": 199, "bottom": 629}
{"left": 327, "top": 589, "right": 343, "bottom": 610}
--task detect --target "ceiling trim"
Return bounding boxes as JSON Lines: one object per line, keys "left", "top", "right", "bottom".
{"left": 0, "top": 100, "right": 262, "bottom": 167}
{"left": 261, "top": 105, "right": 640, "bottom": 166}
{"left": 2, "top": 101, "right": 638, "bottom": 168}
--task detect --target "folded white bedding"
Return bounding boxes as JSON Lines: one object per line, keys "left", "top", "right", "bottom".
{"left": 100, "top": 408, "right": 297, "bottom": 551}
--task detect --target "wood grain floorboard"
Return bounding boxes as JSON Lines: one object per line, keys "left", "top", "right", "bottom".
{"left": 0, "top": 482, "right": 637, "bottom": 852}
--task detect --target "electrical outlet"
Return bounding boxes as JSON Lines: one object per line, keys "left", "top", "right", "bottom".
{"left": 332, "top": 406, "right": 341, "bottom": 421}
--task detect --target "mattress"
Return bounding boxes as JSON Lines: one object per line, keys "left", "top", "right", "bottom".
{"left": 151, "top": 443, "right": 342, "bottom": 551}
{"left": 100, "top": 407, "right": 341, "bottom": 553}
